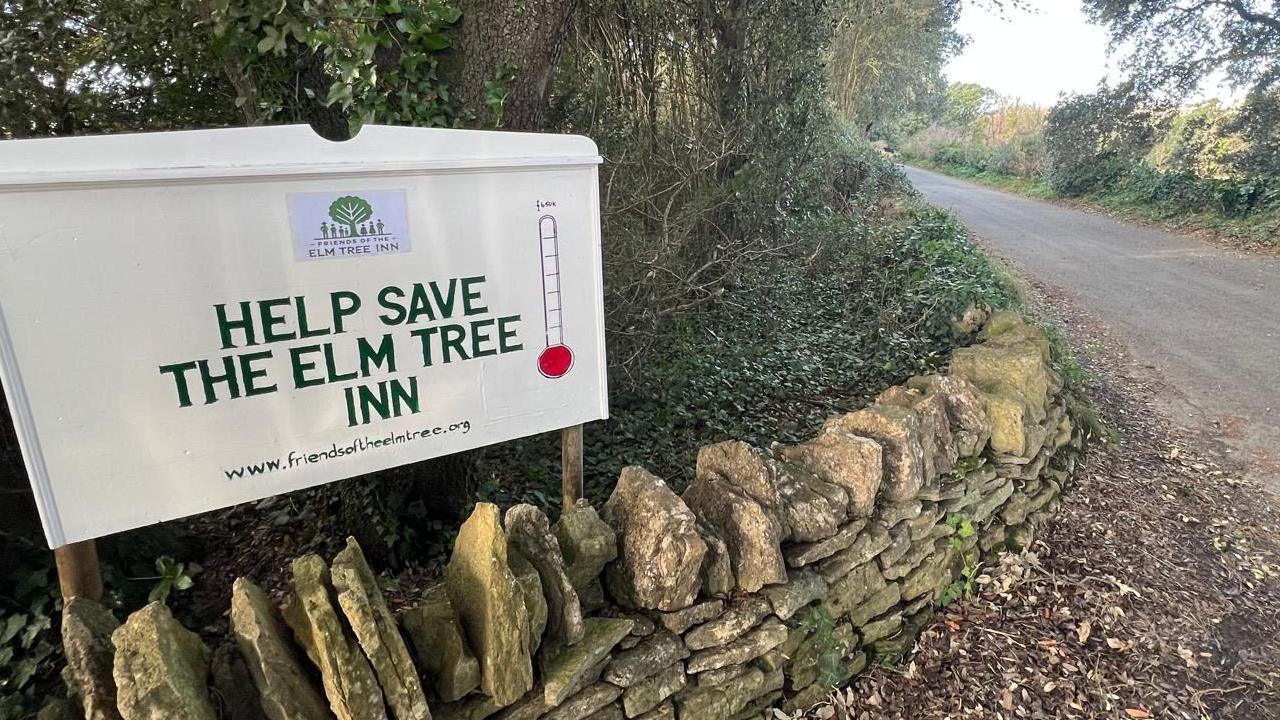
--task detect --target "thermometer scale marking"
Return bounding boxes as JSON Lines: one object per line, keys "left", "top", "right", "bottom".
{"left": 537, "top": 214, "right": 573, "bottom": 378}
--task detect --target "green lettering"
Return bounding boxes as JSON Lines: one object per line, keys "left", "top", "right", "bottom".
{"left": 406, "top": 284, "right": 437, "bottom": 324}
{"left": 259, "top": 298, "right": 295, "bottom": 344}
{"left": 296, "top": 296, "right": 331, "bottom": 339}
{"left": 325, "top": 343, "right": 358, "bottom": 382}
{"left": 430, "top": 279, "right": 457, "bottom": 318}
{"left": 461, "top": 275, "right": 488, "bottom": 316}
{"left": 377, "top": 286, "right": 407, "bottom": 325}
{"left": 290, "top": 345, "right": 325, "bottom": 388}
{"left": 215, "top": 301, "right": 256, "bottom": 349}
{"left": 497, "top": 314, "right": 523, "bottom": 353}
{"left": 197, "top": 356, "right": 240, "bottom": 404}
{"left": 331, "top": 291, "right": 361, "bottom": 334}
{"left": 158, "top": 361, "right": 198, "bottom": 408}
{"left": 358, "top": 334, "right": 397, "bottom": 375}
{"left": 440, "top": 324, "right": 470, "bottom": 363}
{"left": 411, "top": 327, "right": 440, "bottom": 367}
{"left": 239, "top": 350, "right": 277, "bottom": 397}
{"left": 470, "top": 318, "right": 497, "bottom": 357}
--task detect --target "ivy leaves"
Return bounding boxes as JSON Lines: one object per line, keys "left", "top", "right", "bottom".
{"left": 202, "top": 0, "right": 463, "bottom": 133}
{"left": 0, "top": 565, "right": 59, "bottom": 717}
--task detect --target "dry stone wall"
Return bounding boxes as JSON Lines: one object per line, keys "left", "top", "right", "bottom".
{"left": 53, "top": 311, "right": 1084, "bottom": 720}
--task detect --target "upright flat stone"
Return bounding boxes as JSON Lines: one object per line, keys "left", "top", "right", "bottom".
{"left": 112, "top": 602, "right": 216, "bottom": 720}
{"left": 282, "top": 555, "right": 387, "bottom": 720}
{"left": 694, "top": 442, "right": 783, "bottom": 521}
{"left": 602, "top": 467, "right": 707, "bottom": 611}
{"left": 542, "top": 618, "right": 634, "bottom": 706}
{"left": 682, "top": 476, "right": 786, "bottom": 593}
{"left": 508, "top": 547, "right": 548, "bottom": 655}
{"left": 771, "top": 462, "right": 844, "bottom": 542}
{"left": 779, "top": 428, "right": 882, "bottom": 517}
{"left": 331, "top": 538, "right": 431, "bottom": 720}
{"left": 696, "top": 526, "right": 734, "bottom": 598}
{"left": 979, "top": 391, "right": 1031, "bottom": 457}
{"left": 506, "top": 504, "right": 585, "bottom": 648}
{"left": 554, "top": 500, "right": 618, "bottom": 596}
{"left": 827, "top": 405, "right": 927, "bottom": 502}
{"left": 910, "top": 392, "right": 958, "bottom": 477}
{"left": 61, "top": 597, "right": 122, "bottom": 720}
{"left": 230, "top": 578, "right": 330, "bottom": 720}
{"left": 401, "top": 584, "right": 481, "bottom": 703}
{"left": 874, "top": 387, "right": 942, "bottom": 480}
{"left": 446, "top": 503, "right": 534, "bottom": 707}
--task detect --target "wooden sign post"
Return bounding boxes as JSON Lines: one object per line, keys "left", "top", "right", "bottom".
{"left": 561, "top": 424, "right": 584, "bottom": 506}
{"left": 53, "top": 540, "right": 102, "bottom": 601}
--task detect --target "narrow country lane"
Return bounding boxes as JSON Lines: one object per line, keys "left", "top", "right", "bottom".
{"left": 903, "top": 165, "right": 1280, "bottom": 489}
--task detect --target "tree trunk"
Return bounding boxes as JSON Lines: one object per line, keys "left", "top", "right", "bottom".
{"left": 439, "top": 0, "right": 579, "bottom": 131}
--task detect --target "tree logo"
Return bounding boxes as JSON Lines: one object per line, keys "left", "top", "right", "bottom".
{"left": 328, "top": 196, "right": 373, "bottom": 236}
{"left": 314, "top": 195, "right": 391, "bottom": 242}
{"left": 289, "top": 189, "right": 411, "bottom": 261}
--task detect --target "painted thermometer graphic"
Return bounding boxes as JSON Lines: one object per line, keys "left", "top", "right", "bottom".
{"left": 537, "top": 214, "right": 574, "bottom": 378}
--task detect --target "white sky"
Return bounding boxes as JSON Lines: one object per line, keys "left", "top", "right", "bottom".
{"left": 945, "top": 1, "right": 1115, "bottom": 106}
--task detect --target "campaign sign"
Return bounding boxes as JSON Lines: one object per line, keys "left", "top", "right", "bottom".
{"left": 0, "top": 125, "right": 607, "bottom": 547}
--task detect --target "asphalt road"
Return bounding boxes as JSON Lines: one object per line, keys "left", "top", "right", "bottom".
{"left": 904, "top": 165, "right": 1280, "bottom": 486}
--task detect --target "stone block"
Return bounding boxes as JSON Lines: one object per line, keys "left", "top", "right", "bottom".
{"left": 282, "top": 556, "right": 387, "bottom": 720}
{"left": 506, "top": 504, "right": 585, "bottom": 648}
{"left": 778, "top": 429, "right": 883, "bottom": 517}
{"left": 826, "top": 405, "right": 927, "bottom": 502}
{"left": 445, "top": 503, "right": 533, "bottom": 707}
{"left": 61, "top": 597, "right": 122, "bottom": 720}
{"left": 604, "top": 631, "right": 689, "bottom": 687}
{"left": 685, "top": 619, "right": 786, "bottom": 674}
{"left": 685, "top": 597, "right": 772, "bottom": 651}
{"left": 603, "top": 467, "right": 707, "bottom": 612}
{"left": 683, "top": 476, "right": 787, "bottom": 593}
{"left": 230, "top": 578, "right": 330, "bottom": 720}
{"left": 332, "top": 538, "right": 430, "bottom": 720}
{"left": 112, "top": 602, "right": 216, "bottom": 720}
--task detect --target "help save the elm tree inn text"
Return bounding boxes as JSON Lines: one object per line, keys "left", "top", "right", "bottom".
{"left": 156, "top": 276, "right": 522, "bottom": 427}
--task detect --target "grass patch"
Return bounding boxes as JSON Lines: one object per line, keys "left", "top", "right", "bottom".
{"left": 907, "top": 158, "right": 1054, "bottom": 199}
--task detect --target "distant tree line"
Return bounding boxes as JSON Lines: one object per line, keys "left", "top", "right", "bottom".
{"left": 897, "top": 0, "right": 1280, "bottom": 225}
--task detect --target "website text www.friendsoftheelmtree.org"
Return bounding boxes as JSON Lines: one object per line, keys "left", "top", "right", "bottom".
{"left": 223, "top": 420, "right": 472, "bottom": 480}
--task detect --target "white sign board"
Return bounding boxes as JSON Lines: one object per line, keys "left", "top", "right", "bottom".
{"left": 0, "top": 125, "right": 607, "bottom": 547}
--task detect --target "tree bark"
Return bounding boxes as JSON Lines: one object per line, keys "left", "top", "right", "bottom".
{"left": 438, "top": 0, "right": 579, "bottom": 131}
